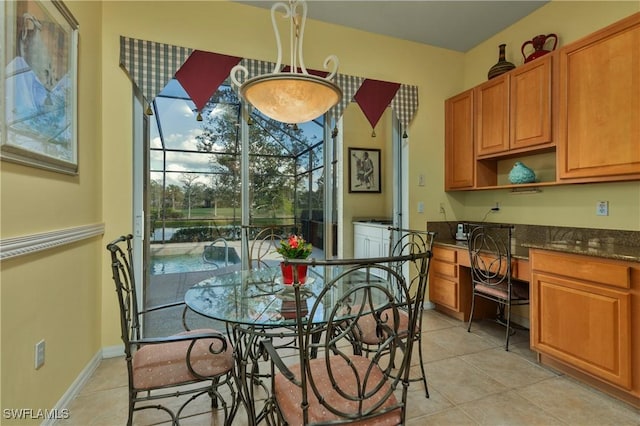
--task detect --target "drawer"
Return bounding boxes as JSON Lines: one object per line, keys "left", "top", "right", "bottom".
{"left": 514, "top": 259, "right": 530, "bottom": 282}
{"left": 531, "top": 250, "right": 630, "bottom": 289}
{"left": 433, "top": 246, "right": 457, "bottom": 263}
{"left": 431, "top": 259, "right": 458, "bottom": 278}
{"left": 429, "top": 275, "right": 458, "bottom": 310}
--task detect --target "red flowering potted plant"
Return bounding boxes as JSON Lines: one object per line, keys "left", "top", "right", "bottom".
{"left": 276, "top": 234, "right": 312, "bottom": 284}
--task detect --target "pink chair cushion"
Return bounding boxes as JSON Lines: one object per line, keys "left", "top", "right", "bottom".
{"left": 355, "top": 309, "right": 412, "bottom": 345}
{"left": 274, "top": 355, "right": 401, "bottom": 425}
{"left": 132, "top": 328, "right": 233, "bottom": 390}
{"left": 476, "top": 279, "right": 528, "bottom": 300}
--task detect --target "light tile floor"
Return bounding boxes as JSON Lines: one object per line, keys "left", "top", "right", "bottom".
{"left": 59, "top": 310, "right": 640, "bottom": 425}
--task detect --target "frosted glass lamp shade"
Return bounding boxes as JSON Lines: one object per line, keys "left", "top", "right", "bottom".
{"left": 241, "top": 73, "right": 342, "bottom": 124}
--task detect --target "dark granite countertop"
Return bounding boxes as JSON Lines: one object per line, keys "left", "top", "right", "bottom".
{"left": 428, "top": 222, "right": 640, "bottom": 263}
{"left": 522, "top": 241, "right": 640, "bottom": 263}
{"left": 434, "top": 237, "right": 531, "bottom": 260}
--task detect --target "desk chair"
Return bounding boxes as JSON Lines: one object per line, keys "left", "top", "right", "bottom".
{"left": 261, "top": 253, "right": 431, "bottom": 425}
{"left": 107, "top": 235, "right": 236, "bottom": 425}
{"left": 466, "top": 224, "right": 529, "bottom": 351}
{"left": 351, "top": 228, "right": 436, "bottom": 398}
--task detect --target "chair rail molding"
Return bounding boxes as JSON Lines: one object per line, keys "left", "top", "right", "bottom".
{"left": 0, "top": 223, "right": 105, "bottom": 260}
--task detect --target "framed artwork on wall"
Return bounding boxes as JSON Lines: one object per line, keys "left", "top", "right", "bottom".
{"left": 1, "top": 0, "right": 79, "bottom": 175}
{"left": 348, "top": 147, "right": 381, "bottom": 193}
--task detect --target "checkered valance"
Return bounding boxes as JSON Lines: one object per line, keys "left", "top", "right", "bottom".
{"left": 119, "top": 36, "right": 419, "bottom": 133}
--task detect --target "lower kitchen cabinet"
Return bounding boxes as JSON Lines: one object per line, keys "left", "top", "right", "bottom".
{"left": 353, "top": 222, "right": 390, "bottom": 259}
{"left": 430, "top": 244, "right": 528, "bottom": 322}
{"left": 430, "top": 245, "right": 472, "bottom": 321}
{"left": 530, "top": 249, "right": 639, "bottom": 406}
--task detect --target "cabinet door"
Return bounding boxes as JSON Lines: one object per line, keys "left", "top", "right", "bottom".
{"left": 353, "top": 224, "right": 370, "bottom": 258}
{"left": 429, "top": 275, "right": 459, "bottom": 310}
{"left": 531, "top": 271, "right": 631, "bottom": 389}
{"left": 353, "top": 234, "right": 367, "bottom": 258}
{"left": 445, "top": 89, "right": 475, "bottom": 190}
{"left": 475, "top": 75, "right": 509, "bottom": 157}
{"left": 557, "top": 14, "right": 640, "bottom": 180}
{"left": 510, "top": 55, "right": 552, "bottom": 150}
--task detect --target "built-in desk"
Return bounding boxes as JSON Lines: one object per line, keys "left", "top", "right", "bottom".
{"left": 429, "top": 239, "right": 530, "bottom": 321}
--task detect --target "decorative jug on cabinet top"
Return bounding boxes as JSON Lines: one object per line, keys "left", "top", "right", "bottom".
{"left": 487, "top": 44, "right": 516, "bottom": 80}
{"left": 521, "top": 33, "right": 558, "bottom": 63}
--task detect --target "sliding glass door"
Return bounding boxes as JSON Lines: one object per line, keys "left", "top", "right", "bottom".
{"left": 132, "top": 78, "right": 333, "bottom": 335}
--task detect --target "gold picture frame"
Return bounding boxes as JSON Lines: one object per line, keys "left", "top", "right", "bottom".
{"left": 1, "top": 0, "right": 79, "bottom": 174}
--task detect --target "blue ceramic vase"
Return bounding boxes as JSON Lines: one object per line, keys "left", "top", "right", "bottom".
{"left": 508, "top": 161, "right": 536, "bottom": 184}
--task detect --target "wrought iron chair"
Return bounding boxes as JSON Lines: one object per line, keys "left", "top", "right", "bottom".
{"left": 242, "top": 225, "right": 297, "bottom": 269}
{"left": 466, "top": 224, "right": 530, "bottom": 351}
{"left": 261, "top": 252, "right": 431, "bottom": 425}
{"left": 107, "top": 234, "right": 237, "bottom": 425}
{"left": 350, "top": 228, "right": 436, "bottom": 398}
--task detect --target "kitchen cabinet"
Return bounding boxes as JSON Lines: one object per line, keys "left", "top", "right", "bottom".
{"left": 557, "top": 13, "right": 640, "bottom": 182}
{"left": 530, "top": 249, "right": 639, "bottom": 405}
{"left": 445, "top": 13, "right": 640, "bottom": 191}
{"left": 444, "top": 89, "right": 475, "bottom": 190}
{"left": 430, "top": 246, "right": 468, "bottom": 318}
{"left": 429, "top": 244, "right": 530, "bottom": 321}
{"left": 475, "top": 54, "right": 553, "bottom": 159}
{"left": 353, "top": 222, "right": 390, "bottom": 259}
{"left": 445, "top": 55, "right": 555, "bottom": 190}
{"left": 510, "top": 55, "right": 553, "bottom": 151}
{"left": 475, "top": 74, "right": 509, "bottom": 157}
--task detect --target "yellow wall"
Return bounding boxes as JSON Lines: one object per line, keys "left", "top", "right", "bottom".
{"left": 0, "top": 1, "right": 103, "bottom": 418}
{"left": 436, "top": 1, "right": 640, "bottom": 230}
{"left": 341, "top": 106, "right": 394, "bottom": 257}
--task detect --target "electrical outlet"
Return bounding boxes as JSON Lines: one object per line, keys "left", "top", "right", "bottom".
{"left": 439, "top": 203, "right": 445, "bottom": 214}
{"left": 35, "top": 339, "right": 45, "bottom": 369}
{"left": 417, "top": 201, "right": 424, "bottom": 213}
{"left": 596, "top": 201, "right": 609, "bottom": 216}
{"left": 418, "top": 174, "right": 425, "bottom": 186}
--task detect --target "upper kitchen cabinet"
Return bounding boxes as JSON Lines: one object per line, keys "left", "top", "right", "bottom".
{"left": 557, "top": 13, "right": 640, "bottom": 182}
{"left": 445, "top": 89, "right": 475, "bottom": 190}
{"left": 475, "top": 54, "right": 554, "bottom": 159}
{"left": 475, "top": 74, "right": 510, "bottom": 157}
{"left": 510, "top": 55, "right": 553, "bottom": 151}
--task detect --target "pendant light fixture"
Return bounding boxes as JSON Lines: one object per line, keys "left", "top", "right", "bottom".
{"left": 231, "top": 0, "right": 342, "bottom": 124}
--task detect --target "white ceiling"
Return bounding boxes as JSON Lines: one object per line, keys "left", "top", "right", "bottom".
{"left": 235, "top": 1, "right": 549, "bottom": 52}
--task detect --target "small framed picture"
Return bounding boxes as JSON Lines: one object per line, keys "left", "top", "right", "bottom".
{"left": 1, "top": 0, "right": 79, "bottom": 174}
{"left": 348, "top": 148, "right": 381, "bottom": 193}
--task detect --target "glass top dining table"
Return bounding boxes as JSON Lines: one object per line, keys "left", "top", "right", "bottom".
{"left": 183, "top": 263, "right": 396, "bottom": 425}
{"left": 183, "top": 265, "right": 391, "bottom": 327}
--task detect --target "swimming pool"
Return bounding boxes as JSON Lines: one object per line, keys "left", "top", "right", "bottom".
{"left": 151, "top": 247, "right": 241, "bottom": 275}
{"left": 150, "top": 254, "right": 220, "bottom": 275}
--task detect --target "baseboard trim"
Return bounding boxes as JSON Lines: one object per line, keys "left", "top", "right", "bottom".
{"left": 44, "top": 351, "right": 102, "bottom": 426}
{"left": 102, "top": 345, "right": 125, "bottom": 359}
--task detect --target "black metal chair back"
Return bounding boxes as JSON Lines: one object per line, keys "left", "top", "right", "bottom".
{"left": 262, "top": 251, "right": 431, "bottom": 425}
{"left": 466, "top": 223, "right": 529, "bottom": 350}
{"left": 107, "top": 234, "right": 237, "bottom": 425}
{"left": 107, "top": 234, "right": 141, "bottom": 356}
{"left": 388, "top": 228, "right": 437, "bottom": 311}
{"left": 385, "top": 227, "right": 436, "bottom": 397}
